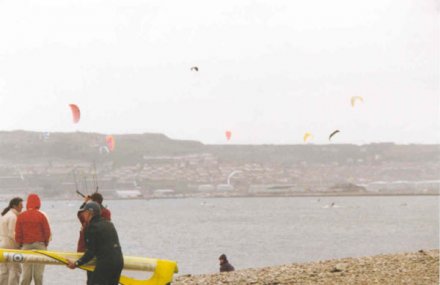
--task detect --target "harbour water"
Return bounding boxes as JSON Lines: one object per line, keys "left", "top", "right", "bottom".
{"left": 29, "top": 196, "right": 439, "bottom": 284}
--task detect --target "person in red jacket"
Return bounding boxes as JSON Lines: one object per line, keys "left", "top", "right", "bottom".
{"left": 15, "top": 194, "right": 51, "bottom": 285}
{"left": 77, "top": 192, "right": 111, "bottom": 285}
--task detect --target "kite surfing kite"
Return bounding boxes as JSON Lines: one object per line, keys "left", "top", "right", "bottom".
{"left": 225, "top": 131, "right": 232, "bottom": 141}
{"left": 303, "top": 132, "right": 313, "bottom": 143}
{"left": 329, "top": 130, "right": 340, "bottom": 141}
{"left": 69, "top": 104, "right": 80, "bottom": 123}
{"left": 350, "top": 96, "right": 363, "bottom": 107}
{"left": 190, "top": 66, "right": 199, "bottom": 72}
{"left": 105, "top": 135, "right": 115, "bottom": 152}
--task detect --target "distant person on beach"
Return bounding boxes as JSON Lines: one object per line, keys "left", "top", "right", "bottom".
{"left": 77, "top": 193, "right": 111, "bottom": 285}
{"left": 0, "top": 197, "right": 23, "bottom": 285}
{"left": 15, "top": 194, "right": 51, "bottom": 285}
{"left": 68, "top": 202, "right": 123, "bottom": 285}
{"left": 219, "top": 254, "right": 235, "bottom": 272}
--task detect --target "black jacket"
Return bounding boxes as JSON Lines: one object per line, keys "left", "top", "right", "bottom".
{"left": 76, "top": 215, "right": 123, "bottom": 267}
{"left": 220, "top": 261, "right": 235, "bottom": 272}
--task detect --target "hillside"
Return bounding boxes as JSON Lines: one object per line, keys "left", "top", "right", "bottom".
{"left": 0, "top": 131, "right": 438, "bottom": 199}
{"left": 1, "top": 131, "right": 438, "bottom": 164}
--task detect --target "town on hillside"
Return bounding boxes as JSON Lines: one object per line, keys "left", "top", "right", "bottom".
{"left": 0, "top": 131, "right": 438, "bottom": 200}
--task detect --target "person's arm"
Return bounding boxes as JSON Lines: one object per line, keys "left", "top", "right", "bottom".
{"left": 41, "top": 213, "right": 51, "bottom": 246}
{"left": 14, "top": 217, "right": 22, "bottom": 247}
{"left": 102, "top": 208, "right": 111, "bottom": 221}
{"left": 78, "top": 202, "right": 87, "bottom": 211}
{"left": 77, "top": 197, "right": 91, "bottom": 223}
{"left": 79, "top": 197, "right": 91, "bottom": 210}
{"left": 74, "top": 225, "right": 97, "bottom": 267}
{"left": 7, "top": 215, "right": 16, "bottom": 241}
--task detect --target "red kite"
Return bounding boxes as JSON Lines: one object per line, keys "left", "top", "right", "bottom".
{"left": 69, "top": 104, "right": 80, "bottom": 124}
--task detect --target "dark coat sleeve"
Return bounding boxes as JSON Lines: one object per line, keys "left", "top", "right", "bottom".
{"left": 220, "top": 262, "right": 235, "bottom": 272}
{"left": 76, "top": 223, "right": 97, "bottom": 266}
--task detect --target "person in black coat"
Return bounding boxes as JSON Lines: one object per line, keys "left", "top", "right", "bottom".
{"left": 219, "top": 254, "right": 235, "bottom": 272}
{"left": 67, "top": 202, "right": 123, "bottom": 285}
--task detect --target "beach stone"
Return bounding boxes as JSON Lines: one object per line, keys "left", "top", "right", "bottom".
{"left": 330, "top": 262, "right": 348, "bottom": 273}
{"left": 173, "top": 250, "right": 439, "bottom": 285}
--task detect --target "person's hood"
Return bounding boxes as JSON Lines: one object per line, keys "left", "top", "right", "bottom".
{"left": 26, "top": 194, "right": 41, "bottom": 209}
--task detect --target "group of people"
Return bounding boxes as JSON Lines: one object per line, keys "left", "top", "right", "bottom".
{"left": 0, "top": 194, "right": 50, "bottom": 285}
{"left": 0, "top": 192, "right": 234, "bottom": 285}
{"left": 0, "top": 193, "right": 123, "bottom": 285}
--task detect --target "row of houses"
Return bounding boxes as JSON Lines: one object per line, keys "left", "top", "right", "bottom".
{"left": 0, "top": 152, "right": 438, "bottom": 198}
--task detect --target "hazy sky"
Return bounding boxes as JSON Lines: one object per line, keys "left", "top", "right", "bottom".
{"left": 0, "top": 0, "right": 438, "bottom": 144}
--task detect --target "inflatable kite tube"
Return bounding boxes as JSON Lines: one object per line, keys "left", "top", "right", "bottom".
{"left": 0, "top": 248, "right": 178, "bottom": 285}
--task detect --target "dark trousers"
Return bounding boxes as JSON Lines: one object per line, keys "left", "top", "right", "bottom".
{"left": 86, "top": 271, "right": 93, "bottom": 285}
{"left": 90, "top": 259, "right": 123, "bottom": 285}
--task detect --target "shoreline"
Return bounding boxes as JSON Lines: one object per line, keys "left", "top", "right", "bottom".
{"left": 173, "top": 249, "right": 439, "bottom": 285}
{"left": 151, "top": 192, "right": 440, "bottom": 199}
{"left": 13, "top": 192, "right": 438, "bottom": 202}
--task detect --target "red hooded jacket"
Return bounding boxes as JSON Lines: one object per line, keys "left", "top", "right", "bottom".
{"left": 15, "top": 194, "right": 51, "bottom": 246}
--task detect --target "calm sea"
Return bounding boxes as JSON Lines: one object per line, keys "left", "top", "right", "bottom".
{"left": 18, "top": 196, "right": 439, "bottom": 284}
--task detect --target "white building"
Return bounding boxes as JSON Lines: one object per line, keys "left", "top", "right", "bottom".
{"left": 115, "top": 190, "right": 142, "bottom": 199}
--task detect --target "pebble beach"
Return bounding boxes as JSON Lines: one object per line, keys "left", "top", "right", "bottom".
{"left": 174, "top": 249, "right": 439, "bottom": 285}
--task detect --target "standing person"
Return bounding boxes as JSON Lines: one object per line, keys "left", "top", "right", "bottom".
{"left": 68, "top": 202, "right": 123, "bottom": 285}
{"left": 0, "top": 197, "right": 23, "bottom": 285}
{"left": 77, "top": 193, "right": 111, "bottom": 252}
{"left": 77, "top": 193, "right": 111, "bottom": 285}
{"left": 15, "top": 194, "right": 51, "bottom": 285}
{"left": 219, "top": 254, "right": 235, "bottom": 272}
{"left": 90, "top": 193, "right": 111, "bottom": 221}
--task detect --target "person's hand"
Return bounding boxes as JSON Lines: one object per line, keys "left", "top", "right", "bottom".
{"left": 66, "top": 259, "right": 76, "bottom": 269}
{"left": 84, "top": 195, "right": 91, "bottom": 203}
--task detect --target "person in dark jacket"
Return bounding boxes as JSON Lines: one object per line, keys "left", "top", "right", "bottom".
{"left": 219, "top": 254, "right": 235, "bottom": 272}
{"left": 77, "top": 193, "right": 112, "bottom": 285}
{"left": 77, "top": 193, "right": 111, "bottom": 251}
{"left": 67, "top": 202, "right": 123, "bottom": 285}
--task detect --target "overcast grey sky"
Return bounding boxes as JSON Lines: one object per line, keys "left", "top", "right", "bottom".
{"left": 0, "top": 0, "right": 438, "bottom": 144}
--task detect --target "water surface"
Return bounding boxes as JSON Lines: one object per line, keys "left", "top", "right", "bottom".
{"left": 35, "top": 196, "right": 439, "bottom": 284}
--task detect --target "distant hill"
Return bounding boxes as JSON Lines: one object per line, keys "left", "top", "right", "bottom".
{"left": 0, "top": 131, "right": 438, "bottom": 165}
{"left": 0, "top": 131, "right": 438, "bottom": 199}
{"left": 207, "top": 143, "right": 440, "bottom": 164}
{"left": 0, "top": 131, "right": 203, "bottom": 165}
